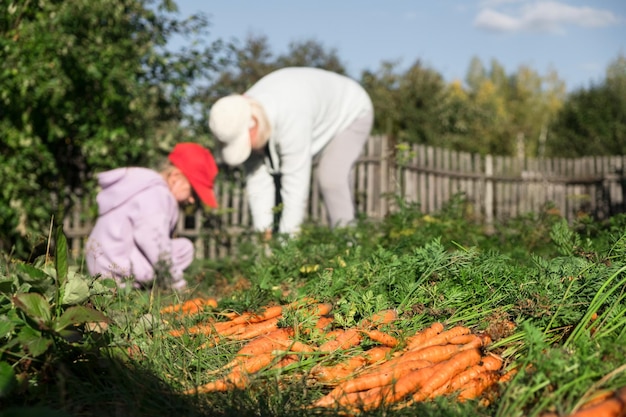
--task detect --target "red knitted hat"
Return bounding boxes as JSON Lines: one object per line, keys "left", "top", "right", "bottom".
{"left": 168, "top": 143, "right": 219, "bottom": 208}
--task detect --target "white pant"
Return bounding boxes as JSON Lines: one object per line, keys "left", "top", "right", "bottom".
{"left": 316, "top": 111, "right": 374, "bottom": 228}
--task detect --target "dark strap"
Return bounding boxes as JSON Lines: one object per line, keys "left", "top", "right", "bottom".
{"left": 264, "top": 144, "right": 282, "bottom": 233}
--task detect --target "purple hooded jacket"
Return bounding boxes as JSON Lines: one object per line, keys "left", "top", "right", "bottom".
{"left": 85, "top": 167, "right": 193, "bottom": 289}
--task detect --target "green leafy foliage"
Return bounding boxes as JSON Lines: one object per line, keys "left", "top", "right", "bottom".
{"left": 0, "top": 0, "right": 224, "bottom": 258}
{"left": 0, "top": 226, "right": 114, "bottom": 398}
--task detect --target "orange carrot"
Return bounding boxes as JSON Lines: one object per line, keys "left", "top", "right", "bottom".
{"left": 220, "top": 310, "right": 243, "bottom": 320}
{"left": 235, "top": 328, "right": 293, "bottom": 355}
{"left": 430, "top": 354, "right": 503, "bottom": 398}
{"left": 456, "top": 370, "right": 501, "bottom": 402}
{"left": 272, "top": 337, "right": 317, "bottom": 353}
{"left": 404, "top": 322, "right": 445, "bottom": 350}
{"left": 390, "top": 337, "right": 481, "bottom": 365}
{"left": 197, "top": 334, "right": 224, "bottom": 350}
{"left": 169, "top": 315, "right": 247, "bottom": 338}
{"left": 311, "top": 356, "right": 369, "bottom": 383}
{"left": 215, "top": 321, "right": 249, "bottom": 336}
{"left": 408, "top": 325, "right": 471, "bottom": 351}
{"left": 567, "top": 386, "right": 626, "bottom": 417}
{"left": 168, "top": 327, "right": 189, "bottom": 338}
{"left": 482, "top": 354, "right": 504, "bottom": 370}
{"left": 229, "top": 305, "right": 283, "bottom": 325}
{"left": 323, "top": 328, "right": 345, "bottom": 340}
{"left": 362, "top": 329, "right": 399, "bottom": 348}
{"left": 170, "top": 319, "right": 249, "bottom": 338}
{"left": 160, "top": 297, "right": 218, "bottom": 315}
{"left": 447, "top": 333, "right": 492, "bottom": 349}
{"left": 184, "top": 369, "right": 250, "bottom": 394}
{"left": 364, "top": 346, "right": 392, "bottom": 364}
{"left": 314, "top": 316, "right": 334, "bottom": 331}
{"left": 208, "top": 328, "right": 293, "bottom": 375}
{"left": 230, "top": 351, "right": 280, "bottom": 375}
{"left": 448, "top": 334, "right": 482, "bottom": 345}
{"left": 319, "top": 328, "right": 362, "bottom": 352}
{"left": 269, "top": 354, "right": 299, "bottom": 370}
{"left": 227, "top": 316, "right": 281, "bottom": 340}
{"left": 311, "top": 302, "right": 333, "bottom": 316}
{"left": 216, "top": 327, "right": 315, "bottom": 374}
{"left": 576, "top": 390, "right": 616, "bottom": 409}
{"left": 312, "top": 337, "right": 391, "bottom": 384}
{"left": 184, "top": 378, "right": 232, "bottom": 394}
{"left": 340, "top": 389, "right": 383, "bottom": 409}
{"left": 360, "top": 309, "right": 398, "bottom": 328}
{"left": 498, "top": 367, "right": 517, "bottom": 383}
{"left": 312, "top": 388, "right": 385, "bottom": 409}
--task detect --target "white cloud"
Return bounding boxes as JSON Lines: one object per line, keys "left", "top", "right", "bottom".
{"left": 474, "top": 1, "right": 621, "bottom": 33}
{"left": 475, "top": 8, "right": 523, "bottom": 31}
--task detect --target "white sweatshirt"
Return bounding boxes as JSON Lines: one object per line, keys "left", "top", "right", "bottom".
{"left": 244, "top": 67, "right": 373, "bottom": 235}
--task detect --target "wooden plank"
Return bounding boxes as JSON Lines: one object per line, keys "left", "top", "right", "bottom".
{"left": 427, "top": 146, "right": 436, "bottom": 213}
{"left": 460, "top": 151, "right": 474, "bottom": 218}
{"left": 484, "top": 155, "right": 494, "bottom": 230}
{"left": 418, "top": 144, "right": 427, "bottom": 212}
{"left": 380, "top": 135, "right": 390, "bottom": 217}
{"left": 530, "top": 157, "right": 541, "bottom": 215}
{"left": 441, "top": 147, "right": 450, "bottom": 206}
{"left": 402, "top": 143, "right": 418, "bottom": 204}
{"left": 495, "top": 156, "right": 505, "bottom": 219}
{"left": 356, "top": 139, "right": 367, "bottom": 216}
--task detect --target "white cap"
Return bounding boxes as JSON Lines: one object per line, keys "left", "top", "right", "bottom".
{"left": 208, "top": 95, "right": 253, "bottom": 166}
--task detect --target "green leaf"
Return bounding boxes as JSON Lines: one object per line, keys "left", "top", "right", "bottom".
{"left": 12, "top": 293, "right": 51, "bottom": 323}
{"left": 55, "top": 225, "right": 69, "bottom": 286}
{"left": 0, "top": 361, "right": 17, "bottom": 398}
{"left": 0, "top": 316, "right": 17, "bottom": 338}
{"left": 14, "top": 264, "right": 54, "bottom": 293}
{"left": 61, "top": 275, "right": 90, "bottom": 306}
{"left": 16, "top": 326, "right": 52, "bottom": 357}
{"left": 15, "top": 263, "right": 50, "bottom": 282}
{"left": 54, "top": 306, "right": 109, "bottom": 332}
{"left": 0, "top": 278, "right": 15, "bottom": 294}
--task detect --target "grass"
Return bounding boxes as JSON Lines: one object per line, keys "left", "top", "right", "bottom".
{"left": 1, "top": 201, "right": 626, "bottom": 417}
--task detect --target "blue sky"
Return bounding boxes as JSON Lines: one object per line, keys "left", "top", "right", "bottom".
{"left": 171, "top": 0, "right": 625, "bottom": 92}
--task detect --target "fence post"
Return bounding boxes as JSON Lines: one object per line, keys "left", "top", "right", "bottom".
{"left": 484, "top": 155, "right": 495, "bottom": 234}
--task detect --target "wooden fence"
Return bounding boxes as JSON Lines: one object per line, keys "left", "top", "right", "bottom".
{"left": 64, "top": 135, "right": 626, "bottom": 260}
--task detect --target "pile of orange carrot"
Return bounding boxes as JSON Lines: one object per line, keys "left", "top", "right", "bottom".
{"left": 161, "top": 298, "right": 512, "bottom": 412}
{"left": 310, "top": 321, "right": 510, "bottom": 413}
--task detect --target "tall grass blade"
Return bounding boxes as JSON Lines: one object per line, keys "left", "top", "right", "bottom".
{"left": 565, "top": 265, "right": 626, "bottom": 347}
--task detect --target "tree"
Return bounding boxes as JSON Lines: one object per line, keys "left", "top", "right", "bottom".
{"left": 276, "top": 39, "right": 346, "bottom": 74}
{"left": 0, "top": 0, "right": 222, "bottom": 257}
{"left": 459, "top": 57, "right": 565, "bottom": 156}
{"left": 465, "top": 56, "right": 487, "bottom": 92}
{"left": 361, "top": 60, "right": 448, "bottom": 145}
{"left": 547, "top": 54, "right": 626, "bottom": 157}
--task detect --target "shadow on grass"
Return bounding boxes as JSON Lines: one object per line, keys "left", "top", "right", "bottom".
{"left": 0, "top": 353, "right": 213, "bottom": 417}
